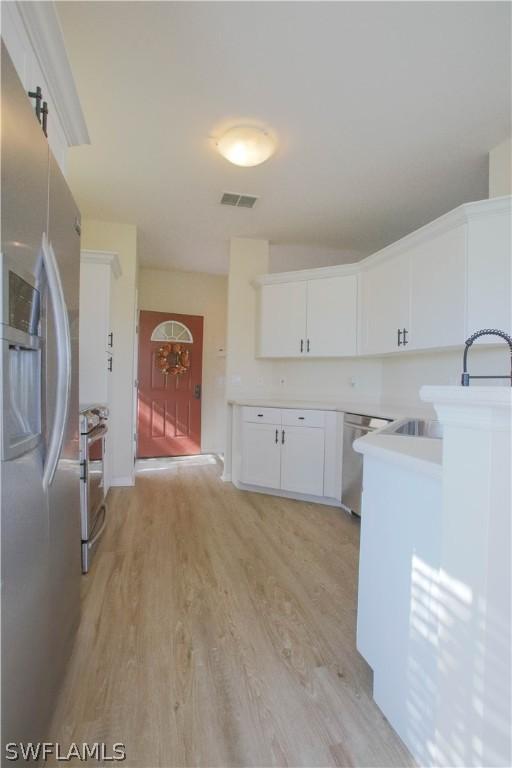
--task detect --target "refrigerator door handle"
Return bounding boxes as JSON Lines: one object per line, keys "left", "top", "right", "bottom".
{"left": 41, "top": 233, "right": 71, "bottom": 490}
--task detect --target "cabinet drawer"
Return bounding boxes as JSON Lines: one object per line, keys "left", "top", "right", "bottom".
{"left": 242, "top": 406, "right": 281, "bottom": 425}
{"left": 282, "top": 409, "right": 325, "bottom": 428}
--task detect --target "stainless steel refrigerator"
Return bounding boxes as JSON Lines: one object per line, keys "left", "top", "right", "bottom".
{"left": 1, "top": 42, "right": 81, "bottom": 747}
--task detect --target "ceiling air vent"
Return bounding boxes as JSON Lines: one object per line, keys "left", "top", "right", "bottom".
{"left": 220, "top": 192, "right": 258, "bottom": 209}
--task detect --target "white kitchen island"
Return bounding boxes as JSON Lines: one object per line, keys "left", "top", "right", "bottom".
{"left": 355, "top": 386, "right": 511, "bottom": 768}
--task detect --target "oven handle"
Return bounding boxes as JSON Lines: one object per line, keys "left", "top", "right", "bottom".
{"left": 87, "top": 424, "right": 108, "bottom": 445}
{"left": 88, "top": 504, "right": 107, "bottom": 548}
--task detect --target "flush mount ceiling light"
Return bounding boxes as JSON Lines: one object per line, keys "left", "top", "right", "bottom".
{"left": 216, "top": 125, "right": 276, "bottom": 167}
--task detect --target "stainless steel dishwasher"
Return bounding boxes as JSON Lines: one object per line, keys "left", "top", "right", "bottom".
{"left": 341, "top": 412, "right": 392, "bottom": 516}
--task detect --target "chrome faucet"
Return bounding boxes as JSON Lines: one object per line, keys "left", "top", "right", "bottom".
{"left": 461, "top": 329, "right": 512, "bottom": 386}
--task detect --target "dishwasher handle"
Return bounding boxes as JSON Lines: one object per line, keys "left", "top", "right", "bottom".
{"left": 344, "top": 422, "right": 375, "bottom": 433}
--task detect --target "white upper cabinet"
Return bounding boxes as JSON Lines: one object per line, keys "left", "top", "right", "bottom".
{"left": 2, "top": 2, "right": 89, "bottom": 174}
{"left": 255, "top": 197, "right": 510, "bottom": 359}
{"left": 79, "top": 251, "right": 120, "bottom": 405}
{"left": 359, "top": 253, "right": 410, "bottom": 355}
{"left": 407, "top": 225, "right": 467, "bottom": 351}
{"left": 360, "top": 225, "right": 467, "bottom": 355}
{"left": 306, "top": 275, "right": 358, "bottom": 357}
{"left": 466, "top": 211, "right": 511, "bottom": 343}
{"left": 257, "top": 273, "right": 358, "bottom": 358}
{"left": 258, "top": 281, "right": 307, "bottom": 357}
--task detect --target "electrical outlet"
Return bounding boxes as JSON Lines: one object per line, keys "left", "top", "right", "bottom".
{"left": 279, "top": 377, "right": 286, "bottom": 387}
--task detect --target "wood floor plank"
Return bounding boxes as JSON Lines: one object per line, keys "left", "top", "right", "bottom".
{"left": 48, "top": 459, "right": 414, "bottom": 767}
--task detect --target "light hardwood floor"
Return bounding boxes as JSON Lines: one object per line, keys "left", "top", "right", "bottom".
{"left": 49, "top": 457, "right": 414, "bottom": 767}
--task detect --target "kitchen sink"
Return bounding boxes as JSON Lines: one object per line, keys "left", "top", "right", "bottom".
{"left": 384, "top": 419, "right": 443, "bottom": 439}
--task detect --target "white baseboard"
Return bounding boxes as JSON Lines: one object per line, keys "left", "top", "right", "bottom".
{"left": 110, "top": 476, "right": 135, "bottom": 487}
{"left": 233, "top": 479, "right": 343, "bottom": 508}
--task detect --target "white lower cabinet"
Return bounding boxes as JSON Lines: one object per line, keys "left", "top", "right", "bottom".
{"left": 235, "top": 406, "right": 341, "bottom": 503}
{"left": 241, "top": 422, "right": 281, "bottom": 489}
{"left": 280, "top": 426, "right": 325, "bottom": 496}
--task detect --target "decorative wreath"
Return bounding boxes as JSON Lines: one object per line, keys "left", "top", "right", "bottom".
{"left": 156, "top": 343, "right": 190, "bottom": 376}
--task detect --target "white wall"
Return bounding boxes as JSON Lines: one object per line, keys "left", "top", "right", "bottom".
{"left": 269, "top": 244, "right": 366, "bottom": 273}
{"left": 81, "top": 219, "right": 138, "bottom": 486}
{"left": 270, "top": 357, "right": 382, "bottom": 404}
{"left": 225, "top": 238, "right": 274, "bottom": 399}
{"left": 381, "top": 346, "right": 508, "bottom": 408}
{"left": 138, "top": 268, "right": 228, "bottom": 455}
{"left": 489, "top": 136, "right": 512, "bottom": 197}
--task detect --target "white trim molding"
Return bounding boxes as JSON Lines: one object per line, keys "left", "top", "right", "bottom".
{"left": 81, "top": 250, "right": 122, "bottom": 279}
{"left": 252, "top": 261, "right": 359, "bottom": 287}
{"left": 150, "top": 320, "right": 194, "bottom": 343}
{"left": 253, "top": 195, "right": 512, "bottom": 287}
{"left": 16, "top": 1, "right": 90, "bottom": 147}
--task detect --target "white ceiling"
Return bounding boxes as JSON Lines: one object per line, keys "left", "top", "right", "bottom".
{"left": 57, "top": 1, "right": 511, "bottom": 275}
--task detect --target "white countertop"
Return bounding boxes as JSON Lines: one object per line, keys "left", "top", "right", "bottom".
{"left": 228, "top": 396, "right": 440, "bottom": 475}
{"left": 353, "top": 430, "right": 443, "bottom": 478}
{"left": 228, "top": 397, "right": 435, "bottom": 421}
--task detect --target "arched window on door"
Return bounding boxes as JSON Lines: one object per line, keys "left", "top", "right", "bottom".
{"left": 150, "top": 320, "right": 193, "bottom": 344}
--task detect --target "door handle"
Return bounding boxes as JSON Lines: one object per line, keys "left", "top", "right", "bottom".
{"left": 281, "top": 429, "right": 285, "bottom": 444}
{"left": 275, "top": 429, "right": 278, "bottom": 443}
{"left": 41, "top": 234, "right": 71, "bottom": 490}
{"left": 300, "top": 339, "right": 304, "bottom": 353}
{"left": 402, "top": 328, "right": 408, "bottom": 345}
{"left": 108, "top": 331, "right": 113, "bottom": 347}
{"left": 194, "top": 384, "right": 201, "bottom": 399}
{"left": 306, "top": 339, "right": 310, "bottom": 353}
{"left": 397, "top": 328, "right": 402, "bottom": 347}
{"left": 107, "top": 356, "right": 113, "bottom": 372}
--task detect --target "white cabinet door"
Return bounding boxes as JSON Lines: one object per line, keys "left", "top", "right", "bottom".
{"left": 359, "top": 253, "right": 410, "bottom": 354}
{"left": 281, "top": 426, "right": 325, "bottom": 496}
{"left": 306, "top": 275, "right": 358, "bottom": 357}
{"left": 467, "top": 214, "right": 512, "bottom": 342}
{"left": 2, "top": 3, "right": 68, "bottom": 173}
{"left": 257, "top": 281, "right": 307, "bottom": 357}
{"left": 241, "top": 422, "right": 281, "bottom": 489}
{"left": 79, "top": 261, "right": 111, "bottom": 404}
{"left": 408, "top": 225, "right": 467, "bottom": 351}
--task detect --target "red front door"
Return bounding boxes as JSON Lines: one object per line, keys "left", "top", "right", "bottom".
{"left": 137, "top": 310, "right": 203, "bottom": 457}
